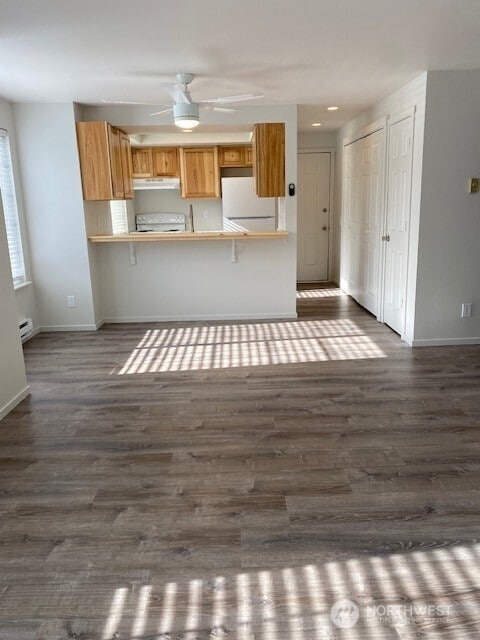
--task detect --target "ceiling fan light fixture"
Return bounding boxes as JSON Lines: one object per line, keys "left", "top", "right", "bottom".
{"left": 173, "top": 102, "right": 200, "bottom": 129}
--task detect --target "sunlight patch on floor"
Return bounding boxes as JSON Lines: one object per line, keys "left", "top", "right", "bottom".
{"left": 116, "top": 319, "right": 386, "bottom": 374}
{"left": 101, "top": 543, "right": 480, "bottom": 638}
{"left": 296, "top": 288, "right": 345, "bottom": 299}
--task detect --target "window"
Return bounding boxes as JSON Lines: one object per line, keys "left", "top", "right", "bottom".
{"left": 0, "top": 129, "right": 26, "bottom": 287}
{"left": 110, "top": 200, "right": 129, "bottom": 234}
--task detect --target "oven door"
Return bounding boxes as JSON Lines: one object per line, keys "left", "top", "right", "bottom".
{"left": 136, "top": 223, "right": 184, "bottom": 233}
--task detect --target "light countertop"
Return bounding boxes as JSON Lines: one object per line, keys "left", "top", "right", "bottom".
{"left": 88, "top": 231, "right": 289, "bottom": 243}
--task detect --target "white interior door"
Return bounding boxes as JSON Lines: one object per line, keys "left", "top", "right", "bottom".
{"left": 383, "top": 114, "right": 414, "bottom": 335}
{"left": 297, "top": 152, "right": 331, "bottom": 281}
{"left": 341, "top": 129, "right": 384, "bottom": 315}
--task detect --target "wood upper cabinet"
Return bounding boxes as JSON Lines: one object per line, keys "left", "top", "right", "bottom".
{"left": 108, "top": 126, "right": 124, "bottom": 199}
{"left": 152, "top": 147, "right": 178, "bottom": 177}
{"left": 76, "top": 121, "right": 133, "bottom": 200}
{"left": 179, "top": 147, "right": 220, "bottom": 199}
{"left": 252, "top": 123, "right": 285, "bottom": 197}
{"left": 131, "top": 147, "right": 153, "bottom": 178}
{"left": 219, "top": 146, "right": 253, "bottom": 167}
{"left": 119, "top": 131, "right": 133, "bottom": 199}
{"left": 131, "top": 147, "right": 179, "bottom": 177}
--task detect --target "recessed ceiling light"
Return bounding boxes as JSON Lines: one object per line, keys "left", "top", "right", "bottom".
{"left": 327, "top": 106, "right": 339, "bottom": 111}
{"left": 182, "top": 129, "right": 193, "bottom": 133}
{"left": 312, "top": 122, "right": 322, "bottom": 127}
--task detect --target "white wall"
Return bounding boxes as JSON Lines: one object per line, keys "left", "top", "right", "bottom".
{"left": 84, "top": 104, "right": 298, "bottom": 322}
{"left": 98, "top": 238, "right": 292, "bottom": 321}
{"left": 0, "top": 196, "right": 28, "bottom": 420}
{"left": 14, "top": 103, "right": 97, "bottom": 330}
{"left": 336, "top": 73, "right": 427, "bottom": 340}
{"left": 298, "top": 130, "right": 337, "bottom": 149}
{"left": 0, "top": 97, "right": 39, "bottom": 329}
{"left": 413, "top": 71, "right": 480, "bottom": 344}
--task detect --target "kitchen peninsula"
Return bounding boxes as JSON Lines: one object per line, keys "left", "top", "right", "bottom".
{"left": 74, "top": 108, "right": 296, "bottom": 325}
{"left": 88, "top": 230, "right": 288, "bottom": 242}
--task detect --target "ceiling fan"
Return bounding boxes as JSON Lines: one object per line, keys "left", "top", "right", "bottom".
{"left": 148, "top": 73, "right": 263, "bottom": 129}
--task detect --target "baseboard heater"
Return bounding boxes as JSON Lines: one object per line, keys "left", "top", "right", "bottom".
{"left": 19, "top": 318, "right": 33, "bottom": 340}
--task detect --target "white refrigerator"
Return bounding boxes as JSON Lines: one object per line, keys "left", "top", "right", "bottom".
{"left": 221, "top": 177, "right": 277, "bottom": 231}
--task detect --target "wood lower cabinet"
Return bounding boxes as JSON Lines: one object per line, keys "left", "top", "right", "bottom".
{"left": 179, "top": 147, "right": 220, "bottom": 199}
{"left": 76, "top": 121, "right": 133, "bottom": 200}
{"left": 252, "top": 123, "right": 285, "bottom": 197}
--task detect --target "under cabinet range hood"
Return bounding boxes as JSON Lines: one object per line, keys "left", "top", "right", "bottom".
{"left": 133, "top": 177, "right": 180, "bottom": 190}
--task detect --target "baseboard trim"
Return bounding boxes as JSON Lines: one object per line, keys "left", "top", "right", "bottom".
{"left": 411, "top": 337, "right": 480, "bottom": 347}
{"left": 21, "top": 327, "right": 40, "bottom": 343}
{"left": 103, "top": 312, "right": 298, "bottom": 323}
{"left": 0, "top": 386, "right": 30, "bottom": 421}
{"left": 39, "top": 324, "right": 99, "bottom": 332}
{"left": 95, "top": 318, "right": 105, "bottom": 330}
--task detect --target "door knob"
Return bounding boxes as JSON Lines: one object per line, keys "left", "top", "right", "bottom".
{"left": 322, "top": 225, "right": 328, "bottom": 231}
{"left": 382, "top": 234, "right": 391, "bottom": 242}
{"left": 322, "top": 208, "right": 328, "bottom": 213}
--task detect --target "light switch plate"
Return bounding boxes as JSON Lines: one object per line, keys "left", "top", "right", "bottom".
{"left": 468, "top": 178, "right": 479, "bottom": 193}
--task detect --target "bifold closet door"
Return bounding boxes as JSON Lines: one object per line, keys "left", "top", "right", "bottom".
{"left": 342, "top": 129, "right": 384, "bottom": 315}
{"left": 383, "top": 114, "right": 414, "bottom": 335}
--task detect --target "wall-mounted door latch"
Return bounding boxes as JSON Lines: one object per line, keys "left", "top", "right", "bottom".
{"left": 381, "top": 235, "right": 391, "bottom": 242}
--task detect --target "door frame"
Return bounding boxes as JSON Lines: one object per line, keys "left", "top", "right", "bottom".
{"left": 297, "top": 147, "right": 336, "bottom": 282}
{"left": 379, "top": 106, "right": 416, "bottom": 335}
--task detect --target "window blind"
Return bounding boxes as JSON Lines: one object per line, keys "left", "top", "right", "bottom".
{"left": 0, "top": 129, "right": 26, "bottom": 287}
{"left": 110, "top": 200, "right": 128, "bottom": 234}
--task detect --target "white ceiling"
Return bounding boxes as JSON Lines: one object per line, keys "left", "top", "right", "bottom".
{"left": 2, "top": 0, "right": 480, "bottom": 132}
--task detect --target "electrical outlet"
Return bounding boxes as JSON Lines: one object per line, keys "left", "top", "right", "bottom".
{"left": 461, "top": 302, "right": 472, "bottom": 318}
{"left": 66, "top": 295, "right": 76, "bottom": 308}
{"left": 202, "top": 210, "right": 209, "bottom": 219}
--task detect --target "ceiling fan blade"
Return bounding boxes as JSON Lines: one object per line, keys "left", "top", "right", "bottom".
{"left": 200, "top": 93, "right": 263, "bottom": 105}
{"left": 160, "top": 83, "right": 180, "bottom": 100}
{"left": 174, "top": 87, "right": 193, "bottom": 104}
{"left": 150, "top": 107, "right": 174, "bottom": 116}
{"left": 101, "top": 99, "right": 151, "bottom": 105}
{"left": 201, "top": 105, "right": 237, "bottom": 113}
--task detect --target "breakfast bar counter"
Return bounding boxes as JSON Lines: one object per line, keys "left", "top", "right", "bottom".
{"left": 88, "top": 231, "right": 289, "bottom": 243}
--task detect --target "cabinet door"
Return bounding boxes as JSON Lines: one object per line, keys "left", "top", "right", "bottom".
{"left": 108, "top": 126, "right": 124, "bottom": 199}
{"left": 179, "top": 147, "right": 220, "bottom": 199}
{"left": 245, "top": 146, "right": 253, "bottom": 166}
{"left": 120, "top": 132, "right": 134, "bottom": 199}
{"left": 131, "top": 148, "right": 153, "bottom": 177}
{"left": 152, "top": 147, "right": 178, "bottom": 176}
{"left": 219, "top": 146, "right": 245, "bottom": 167}
{"left": 253, "top": 123, "right": 285, "bottom": 197}
{"left": 76, "top": 121, "right": 114, "bottom": 200}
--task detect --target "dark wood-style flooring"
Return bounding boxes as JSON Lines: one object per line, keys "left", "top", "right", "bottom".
{"left": 1, "top": 283, "right": 480, "bottom": 639}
